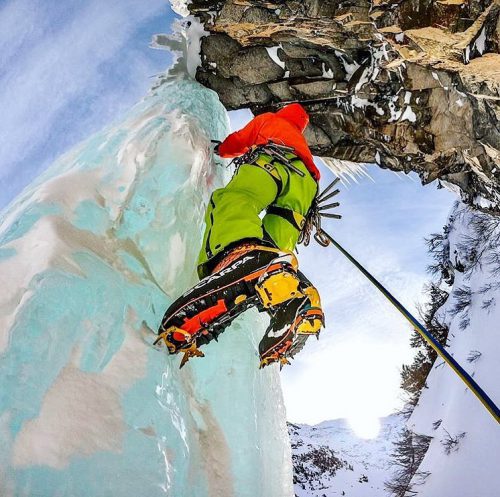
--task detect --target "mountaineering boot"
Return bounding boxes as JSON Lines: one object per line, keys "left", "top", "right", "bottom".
{"left": 259, "top": 274, "right": 324, "bottom": 368}
{"left": 156, "top": 242, "right": 301, "bottom": 367}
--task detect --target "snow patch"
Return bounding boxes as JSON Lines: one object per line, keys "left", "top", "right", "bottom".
{"left": 322, "top": 62, "right": 334, "bottom": 79}
{"left": 388, "top": 100, "right": 403, "bottom": 122}
{"left": 169, "top": 0, "right": 190, "bottom": 17}
{"left": 266, "top": 45, "right": 286, "bottom": 70}
{"left": 473, "top": 195, "right": 495, "bottom": 209}
{"left": 474, "top": 27, "right": 486, "bottom": 56}
{"left": 354, "top": 67, "right": 370, "bottom": 92}
{"left": 335, "top": 50, "right": 360, "bottom": 78}
{"left": 350, "top": 96, "right": 385, "bottom": 116}
{"left": 464, "top": 46, "right": 471, "bottom": 64}
{"left": 400, "top": 106, "right": 417, "bottom": 123}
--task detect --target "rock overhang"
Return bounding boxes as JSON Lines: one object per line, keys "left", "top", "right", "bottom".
{"left": 172, "top": 0, "right": 500, "bottom": 212}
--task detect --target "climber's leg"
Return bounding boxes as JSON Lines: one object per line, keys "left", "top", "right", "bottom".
{"left": 197, "top": 163, "right": 281, "bottom": 279}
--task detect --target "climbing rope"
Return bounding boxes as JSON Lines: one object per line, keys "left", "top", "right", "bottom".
{"left": 316, "top": 230, "right": 500, "bottom": 424}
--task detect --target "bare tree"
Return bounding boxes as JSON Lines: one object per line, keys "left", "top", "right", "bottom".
{"left": 441, "top": 430, "right": 466, "bottom": 455}
{"left": 385, "top": 429, "right": 432, "bottom": 497}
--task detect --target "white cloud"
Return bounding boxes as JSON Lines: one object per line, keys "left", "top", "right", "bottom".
{"left": 0, "top": 0, "right": 167, "bottom": 187}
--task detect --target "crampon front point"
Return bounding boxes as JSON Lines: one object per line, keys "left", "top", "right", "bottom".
{"left": 155, "top": 244, "right": 301, "bottom": 368}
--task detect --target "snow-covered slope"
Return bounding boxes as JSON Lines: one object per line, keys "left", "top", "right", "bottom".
{"left": 405, "top": 203, "right": 500, "bottom": 497}
{"left": 290, "top": 414, "right": 403, "bottom": 497}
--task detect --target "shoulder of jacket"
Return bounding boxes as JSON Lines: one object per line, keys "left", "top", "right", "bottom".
{"left": 254, "top": 112, "right": 276, "bottom": 121}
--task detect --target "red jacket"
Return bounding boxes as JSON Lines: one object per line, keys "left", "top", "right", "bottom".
{"left": 217, "top": 103, "right": 320, "bottom": 181}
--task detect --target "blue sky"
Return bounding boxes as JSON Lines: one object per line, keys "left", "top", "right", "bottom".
{"left": 1, "top": 0, "right": 456, "bottom": 429}
{"left": 0, "top": 0, "right": 173, "bottom": 209}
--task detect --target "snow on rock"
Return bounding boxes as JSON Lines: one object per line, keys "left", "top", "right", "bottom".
{"left": 289, "top": 414, "right": 403, "bottom": 497}
{"left": 322, "top": 63, "right": 334, "bottom": 79}
{"left": 400, "top": 106, "right": 416, "bottom": 123}
{"left": 266, "top": 45, "right": 286, "bottom": 70}
{"left": 0, "top": 74, "right": 293, "bottom": 496}
{"left": 407, "top": 203, "right": 500, "bottom": 497}
{"left": 334, "top": 50, "right": 360, "bottom": 78}
{"left": 474, "top": 27, "right": 486, "bottom": 56}
{"left": 169, "top": 0, "right": 190, "bottom": 17}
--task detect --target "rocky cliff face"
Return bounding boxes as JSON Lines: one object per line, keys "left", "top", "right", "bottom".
{"left": 178, "top": 0, "right": 500, "bottom": 210}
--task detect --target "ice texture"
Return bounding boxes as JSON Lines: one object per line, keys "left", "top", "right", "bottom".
{"left": 0, "top": 75, "right": 293, "bottom": 496}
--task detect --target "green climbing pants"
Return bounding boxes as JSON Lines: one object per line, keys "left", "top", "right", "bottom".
{"left": 197, "top": 154, "right": 318, "bottom": 278}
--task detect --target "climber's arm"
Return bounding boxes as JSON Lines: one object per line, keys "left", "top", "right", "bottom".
{"left": 217, "top": 114, "right": 268, "bottom": 158}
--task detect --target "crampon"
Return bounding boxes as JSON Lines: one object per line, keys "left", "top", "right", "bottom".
{"left": 155, "top": 244, "right": 302, "bottom": 368}
{"left": 258, "top": 282, "right": 324, "bottom": 369}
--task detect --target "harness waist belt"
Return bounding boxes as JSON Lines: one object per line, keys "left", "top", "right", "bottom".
{"left": 267, "top": 205, "right": 306, "bottom": 231}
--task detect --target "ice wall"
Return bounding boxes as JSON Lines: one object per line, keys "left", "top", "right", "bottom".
{"left": 0, "top": 74, "right": 293, "bottom": 496}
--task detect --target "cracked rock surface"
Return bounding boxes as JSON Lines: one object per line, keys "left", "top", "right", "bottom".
{"left": 175, "top": 0, "right": 500, "bottom": 210}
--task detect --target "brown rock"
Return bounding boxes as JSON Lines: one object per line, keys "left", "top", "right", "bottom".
{"left": 187, "top": 0, "right": 500, "bottom": 211}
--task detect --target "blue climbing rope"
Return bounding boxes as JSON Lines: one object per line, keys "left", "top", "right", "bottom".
{"left": 324, "top": 233, "right": 500, "bottom": 424}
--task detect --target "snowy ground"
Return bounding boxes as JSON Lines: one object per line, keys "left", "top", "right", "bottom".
{"left": 407, "top": 204, "right": 500, "bottom": 497}
{"left": 290, "top": 414, "right": 403, "bottom": 497}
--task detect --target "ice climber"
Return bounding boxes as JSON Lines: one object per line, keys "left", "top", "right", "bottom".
{"left": 156, "top": 103, "right": 327, "bottom": 368}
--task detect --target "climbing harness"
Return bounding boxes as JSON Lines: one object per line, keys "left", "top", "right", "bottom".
{"left": 235, "top": 147, "right": 343, "bottom": 239}
{"left": 229, "top": 142, "right": 306, "bottom": 177}
{"left": 310, "top": 198, "right": 500, "bottom": 424}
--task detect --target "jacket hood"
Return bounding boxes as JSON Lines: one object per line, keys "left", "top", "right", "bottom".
{"left": 275, "top": 103, "right": 309, "bottom": 132}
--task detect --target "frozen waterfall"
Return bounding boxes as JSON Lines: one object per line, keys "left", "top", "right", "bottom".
{"left": 0, "top": 75, "right": 293, "bottom": 496}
